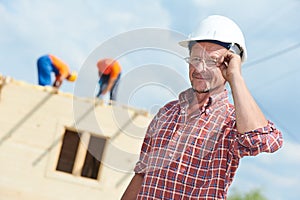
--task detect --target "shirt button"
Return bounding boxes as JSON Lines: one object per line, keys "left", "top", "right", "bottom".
{"left": 169, "top": 153, "right": 173, "bottom": 158}
{"left": 181, "top": 110, "right": 185, "bottom": 114}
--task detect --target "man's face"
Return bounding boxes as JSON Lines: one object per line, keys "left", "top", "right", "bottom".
{"left": 188, "top": 42, "right": 227, "bottom": 93}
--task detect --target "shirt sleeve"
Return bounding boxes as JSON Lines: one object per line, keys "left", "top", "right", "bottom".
{"left": 134, "top": 115, "right": 157, "bottom": 174}
{"left": 49, "top": 55, "right": 70, "bottom": 79}
{"left": 233, "top": 120, "right": 283, "bottom": 158}
{"left": 134, "top": 104, "right": 171, "bottom": 174}
{"left": 109, "top": 61, "right": 121, "bottom": 79}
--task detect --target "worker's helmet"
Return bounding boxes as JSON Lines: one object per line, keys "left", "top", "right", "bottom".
{"left": 179, "top": 15, "right": 247, "bottom": 62}
{"left": 67, "top": 71, "right": 77, "bottom": 82}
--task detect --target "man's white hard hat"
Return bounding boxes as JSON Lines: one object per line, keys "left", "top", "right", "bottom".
{"left": 179, "top": 15, "right": 247, "bottom": 62}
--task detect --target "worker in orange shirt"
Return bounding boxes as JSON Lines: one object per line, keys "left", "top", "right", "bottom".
{"left": 37, "top": 54, "right": 77, "bottom": 89}
{"left": 96, "top": 58, "right": 122, "bottom": 101}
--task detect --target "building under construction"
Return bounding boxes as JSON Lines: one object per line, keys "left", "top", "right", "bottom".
{"left": 0, "top": 75, "right": 152, "bottom": 200}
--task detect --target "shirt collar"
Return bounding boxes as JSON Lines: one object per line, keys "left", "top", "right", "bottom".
{"left": 178, "top": 88, "right": 229, "bottom": 111}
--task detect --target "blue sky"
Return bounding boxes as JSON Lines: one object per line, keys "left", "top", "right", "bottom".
{"left": 1, "top": 0, "right": 300, "bottom": 199}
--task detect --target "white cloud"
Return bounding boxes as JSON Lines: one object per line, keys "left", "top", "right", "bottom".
{"left": 0, "top": 0, "right": 170, "bottom": 92}
{"left": 192, "top": 0, "right": 219, "bottom": 6}
{"left": 274, "top": 140, "right": 300, "bottom": 164}
{"left": 231, "top": 140, "right": 300, "bottom": 199}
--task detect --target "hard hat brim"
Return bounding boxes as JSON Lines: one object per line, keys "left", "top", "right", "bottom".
{"left": 178, "top": 37, "right": 247, "bottom": 62}
{"left": 178, "top": 39, "right": 190, "bottom": 48}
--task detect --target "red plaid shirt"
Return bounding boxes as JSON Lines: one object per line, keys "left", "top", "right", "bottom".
{"left": 134, "top": 88, "right": 283, "bottom": 200}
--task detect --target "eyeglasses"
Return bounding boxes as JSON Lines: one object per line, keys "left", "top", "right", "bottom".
{"left": 184, "top": 57, "right": 218, "bottom": 69}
